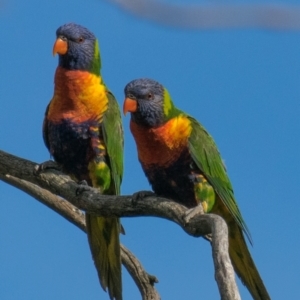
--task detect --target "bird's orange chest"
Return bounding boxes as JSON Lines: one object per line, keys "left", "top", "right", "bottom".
{"left": 130, "top": 116, "right": 192, "bottom": 166}
{"left": 47, "top": 67, "right": 108, "bottom": 123}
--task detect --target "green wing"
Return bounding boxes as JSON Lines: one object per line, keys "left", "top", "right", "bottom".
{"left": 187, "top": 115, "right": 252, "bottom": 243}
{"left": 101, "top": 90, "right": 124, "bottom": 195}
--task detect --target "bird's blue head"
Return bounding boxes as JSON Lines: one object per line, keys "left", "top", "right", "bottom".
{"left": 53, "top": 23, "right": 100, "bottom": 74}
{"left": 123, "top": 78, "right": 176, "bottom": 127}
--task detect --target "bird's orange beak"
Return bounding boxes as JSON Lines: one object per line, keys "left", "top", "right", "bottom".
{"left": 123, "top": 98, "right": 137, "bottom": 115}
{"left": 52, "top": 38, "right": 68, "bottom": 56}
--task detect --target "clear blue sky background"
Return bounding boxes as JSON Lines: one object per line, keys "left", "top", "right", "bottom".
{"left": 1, "top": 1, "right": 299, "bottom": 299}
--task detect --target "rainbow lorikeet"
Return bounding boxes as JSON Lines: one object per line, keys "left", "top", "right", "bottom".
{"left": 43, "top": 23, "right": 123, "bottom": 300}
{"left": 123, "top": 78, "right": 270, "bottom": 300}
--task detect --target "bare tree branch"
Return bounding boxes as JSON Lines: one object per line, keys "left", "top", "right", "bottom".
{"left": 0, "top": 172, "right": 159, "bottom": 300}
{"left": 0, "top": 149, "right": 241, "bottom": 300}
{"left": 107, "top": 0, "right": 300, "bottom": 30}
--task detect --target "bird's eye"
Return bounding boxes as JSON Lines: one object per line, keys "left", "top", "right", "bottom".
{"left": 77, "top": 37, "right": 84, "bottom": 43}
{"left": 147, "top": 93, "right": 153, "bottom": 100}
{"left": 127, "top": 93, "right": 135, "bottom": 99}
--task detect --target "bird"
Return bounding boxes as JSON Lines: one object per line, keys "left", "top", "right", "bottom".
{"left": 43, "top": 23, "right": 123, "bottom": 300}
{"left": 123, "top": 78, "right": 270, "bottom": 300}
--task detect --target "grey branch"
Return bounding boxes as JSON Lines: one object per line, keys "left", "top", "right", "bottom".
{"left": 107, "top": 0, "right": 300, "bottom": 30}
{"left": 0, "top": 160, "right": 159, "bottom": 300}
{"left": 0, "top": 149, "right": 240, "bottom": 300}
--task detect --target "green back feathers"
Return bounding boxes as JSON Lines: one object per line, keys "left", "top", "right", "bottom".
{"left": 102, "top": 91, "right": 124, "bottom": 195}
{"left": 161, "top": 88, "right": 252, "bottom": 242}
{"left": 187, "top": 117, "right": 252, "bottom": 243}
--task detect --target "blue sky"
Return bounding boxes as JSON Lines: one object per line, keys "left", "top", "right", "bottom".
{"left": 1, "top": 0, "right": 300, "bottom": 299}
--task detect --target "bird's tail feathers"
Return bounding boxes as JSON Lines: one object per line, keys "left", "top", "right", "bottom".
{"left": 86, "top": 214, "right": 122, "bottom": 300}
{"left": 229, "top": 224, "right": 270, "bottom": 300}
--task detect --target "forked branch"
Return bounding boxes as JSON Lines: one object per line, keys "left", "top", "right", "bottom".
{"left": 0, "top": 149, "right": 241, "bottom": 300}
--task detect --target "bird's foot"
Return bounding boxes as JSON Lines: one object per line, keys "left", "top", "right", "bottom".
{"left": 132, "top": 190, "right": 155, "bottom": 206}
{"left": 183, "top": 205, "right": 204, "bottom": 225}
{"left": 75, "top": 180, "right": 93, "bottom": 196}
{"left": 34, "top": 160, "right": 61, "bottom": 175}
{"left": 183, "top": 205, "right": 212, "bottom": 242}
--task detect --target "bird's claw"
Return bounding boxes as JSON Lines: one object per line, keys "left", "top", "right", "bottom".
{"left": 183, "top": 205, "right": 204, "bottom": 225}
{"left": 34, "top": 160, "right": 61, "bottom": 175}
{"left": 75, "top": 180, "right": 92, "bottom": 196}
{"left": 132, "top": 190, "right": 155, "bottom": 206}
{"left": 183, "top": 205, "right": 212, "bottom": 242}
